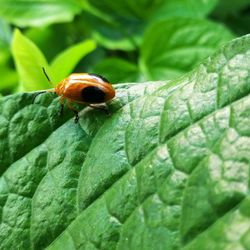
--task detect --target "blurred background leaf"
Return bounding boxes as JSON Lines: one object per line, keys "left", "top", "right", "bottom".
{"left": 213, "top": 0, "right": 249, "bottom": 17}
{"left": 140, "top": 18, "right": 234, "bottom": 80}
{"left": 212, "top": 0, "right": 250, "bottom": 35}
{"left": 0, "top": 19, "right": 18, "bottom": 94}
{"left": 12, "top": 29, "right": 50, "bottom": 92}
{"left": 151, "top": 0, "right": 219, "bottom": 20}
{"left": 0, "top": 0, "right": 82, "bottom": 27}
{"left": 94, "top": 57, "right": 140, "bottom": 83}
{"left": 0, "top": 19, "right": 11, "bottom": 47}
{"left": 50, "top": 39, "right": 96, "bottom": 83}
{"left": 82, "top": 0, "right": 219, "bottom": 51}
{"left": 12, "top": 29, "right": 96, "bottom": 91}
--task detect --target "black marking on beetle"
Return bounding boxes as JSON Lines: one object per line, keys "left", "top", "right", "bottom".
{"left": 89, "top": 73, "right": 110, "bottom": 83}
{"left": 81, "top": 86, "right": 106, "bottom": 103}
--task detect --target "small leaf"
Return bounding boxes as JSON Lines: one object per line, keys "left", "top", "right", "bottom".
{"left": 50, "top": 39, "right": 96, "bottom": 83}
{"left": 0, "top": 0, "right": 81, "bottom": 27}
{"left": 12, "top": 30, "right": 96, "bottom": 91}
{"left": 140, "top": 18, "right": 234, "bottom": 80}
{"left": 11, "top": 29, "right": 50, "bottom": 92}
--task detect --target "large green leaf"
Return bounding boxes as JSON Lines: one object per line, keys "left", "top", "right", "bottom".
{"left": 0, "top": 34, "right": 250, "bottom": 250}
{"left": 140, "top": 18, "right": 234, "bottom": 80}
{"left": 0, "top": 0, "right": 81, "bottom": 27}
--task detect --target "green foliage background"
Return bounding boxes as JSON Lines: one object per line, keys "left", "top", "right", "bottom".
{"left": 0, "top": 1, "right": 250, "bottom": 250}
{"left": 0, "top": 0, "right": 249, "bottom": 94}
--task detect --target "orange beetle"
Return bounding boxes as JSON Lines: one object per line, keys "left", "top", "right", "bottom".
{"left": 34, "top": 68, "right": 115, "bottom": 123}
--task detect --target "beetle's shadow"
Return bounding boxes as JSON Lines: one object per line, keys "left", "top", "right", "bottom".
{"left": 78, "top": 105, "right": 112, "bottom": 136}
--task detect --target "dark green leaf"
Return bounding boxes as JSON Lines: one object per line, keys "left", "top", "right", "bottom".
{"left": 0, "top": 0, "right": 81, "bottom": 27}
{"left": 94, "top": 58, "right": 140, "bottom": 83}
{"left": 0, "top": 65, "right": 18, "bottom": 92}
{"left": 212, "top": 1, "right": 250, "bottom": 36}
{"left": 221, "top": 14, "right": 250, "bottom": 36}
{"left": 87, "top": 0, "right": 163, "bottom": 20}
{"left": 26, "top": 26, "right": 72, "bottom": 62}
{"left": 87, "top": 0, "right": 217, "bottom": 21}
{"left": 151, "top": 0, "right": 218, "bottom": 21}
{"left": 140, "top": 18, "right": 234, "bottom": 80}
{"left": 0, "top": 22, "right": 17, "bottom": 93}
{"left": 213, "top": 0, "right": 250, "bottom": 17}
{"left": 79, "top": 10, "right": 141, "bottom": 51}
{"left": 84, "top": 0, "right": 218, "bottom": 51}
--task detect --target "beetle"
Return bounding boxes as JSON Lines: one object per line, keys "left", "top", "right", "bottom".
{"left": 34, "top": 68, "right": 116, "bottom": 123}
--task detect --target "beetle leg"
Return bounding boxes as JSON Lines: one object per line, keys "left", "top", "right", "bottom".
{"left": 59, "top": 96, "right": 65, "bottom": 116}
{"left": 67, "top": 100, "right": 79, "bottom": 123}
{"left": 59, "top": 104, "right": 64, "bottom": 116}
{"left": 89, "top": 104, "right": 111, "bottom": 116}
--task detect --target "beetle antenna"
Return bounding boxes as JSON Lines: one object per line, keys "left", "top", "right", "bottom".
{"left": 42, "top": 67, "right": 52, "bottom": 84}
{"left": 32, "top": 68, "right": 55, "bottom": 103}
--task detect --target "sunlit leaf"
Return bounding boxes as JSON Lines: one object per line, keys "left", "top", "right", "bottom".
{"left": 12, "top": 29, "right": 50, "bottom": 92}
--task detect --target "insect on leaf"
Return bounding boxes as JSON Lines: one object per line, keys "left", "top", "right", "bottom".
{"left": 1, "top": 34, "right": 250, "bottom": 250}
